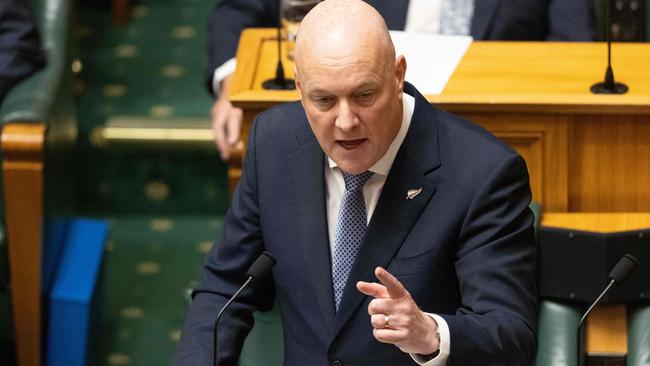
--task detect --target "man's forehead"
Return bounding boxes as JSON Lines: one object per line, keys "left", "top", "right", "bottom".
{"left": 298, "top": 39, "right": 379, "bottom": 67}
{"left": 298, "top": 51, "right": 385, "bottom": 79}
{"left": 301, "top": 69, "right": 383, "bottom": 93}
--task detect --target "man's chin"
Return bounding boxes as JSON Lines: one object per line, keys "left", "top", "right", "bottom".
{"left": 329, "top": 145, "right": 376, "bottom": 173}
{"left": 334, "top": 160, "right": 372, "bottom": 175}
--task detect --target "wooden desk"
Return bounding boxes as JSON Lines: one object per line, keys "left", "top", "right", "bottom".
{"left": 542, "top": 212, "right": 650, "bottom": 355}
{"left": 230, "top": 28, "right": 650, "bottom": 212}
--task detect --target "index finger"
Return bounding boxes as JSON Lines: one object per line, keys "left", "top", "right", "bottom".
{"left": 374, "top": 267, "right": 408, "bottom": 300}
{"left": 356, "top": 281, "right": 389, "bottom": 299}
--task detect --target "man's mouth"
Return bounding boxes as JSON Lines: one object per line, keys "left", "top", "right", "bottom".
{"left": 338, "top": 139, "right": 366, "bottom": 150}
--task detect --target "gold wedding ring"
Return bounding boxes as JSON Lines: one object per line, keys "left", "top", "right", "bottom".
{"left": 384, "top": 314, "right": 390, "bottom": 329}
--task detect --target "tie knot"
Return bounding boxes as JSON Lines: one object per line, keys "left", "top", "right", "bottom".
{"left": 342, "top": 171, "right": 374, "bottom": 192}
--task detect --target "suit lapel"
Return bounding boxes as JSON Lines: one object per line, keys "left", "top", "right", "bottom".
{"left": 331, "top": 84, "right": 442, "bottom": 339}
{"left": 471, "top": 0, "right": 500, "bottom": 39}
{"left": 288, "top": 137, "right": 337, "bottom": 333}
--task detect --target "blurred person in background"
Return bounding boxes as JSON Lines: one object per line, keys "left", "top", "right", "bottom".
{"left": 0, "top": 0, "right": 45, "bottom": 103}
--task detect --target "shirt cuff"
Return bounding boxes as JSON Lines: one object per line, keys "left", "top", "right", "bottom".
{"left": 211, "top": 58, "right": 237, "bottom": 96}
{"left": 410, "top": 313, "right": 450, "bottom": 366}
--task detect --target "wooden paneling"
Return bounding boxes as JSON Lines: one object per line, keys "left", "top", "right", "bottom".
{"left": 570, "top": 115, "right": 650, "bottom": 212}
{"left": 587, "top": 305, "right": 628, "bottom": 354}
{"left": 542, "top": 212, "right": 650, "bottom": 232}
{"left": 467, "top": 113, "right": 569, "bottom": 211}
{"left": 1, "top": 123, "right": 46, "bottom": 366}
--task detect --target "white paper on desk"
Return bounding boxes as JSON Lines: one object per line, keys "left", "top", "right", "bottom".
{"left": 390, "top": 31, "right": 473, "bottom": 95}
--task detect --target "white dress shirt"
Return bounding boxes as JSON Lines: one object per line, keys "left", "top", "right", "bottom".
{"left": 404, "top": 0, "right": 443, "bottom": 33}
{"left": 324, "top": 93, "right": 450, "bottom": 366}
{"left": 212, "top": 1, "right": 445, "bottom": 95}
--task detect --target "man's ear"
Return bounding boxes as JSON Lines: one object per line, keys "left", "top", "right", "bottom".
{"left": 395, "top": 55, "right": 407, "bottom": 92}
{"left": 294, "top": 66, "right": 302, "bottom": 98}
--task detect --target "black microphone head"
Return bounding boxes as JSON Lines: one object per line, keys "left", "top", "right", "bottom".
{"left": 608, "top": 254, "right": 638, "bottom": 284}
{"left": 246, "top": 252, "right": 277, "bottom": 281}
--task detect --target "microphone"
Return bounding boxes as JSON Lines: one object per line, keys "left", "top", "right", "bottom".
{"left": 576, "top": 254, "right": 638, "bottom": 366}
{"left": 608, "top": 254, "right": 638, "bottom": 284}
{"left": 591, "top": 0, "right": 628, "bottom": 94}
{"left": 262, "top": 0, "right": 296, "bottom": 90}
{"left": 212, "top": 252, "right": 277, "bottom": 366}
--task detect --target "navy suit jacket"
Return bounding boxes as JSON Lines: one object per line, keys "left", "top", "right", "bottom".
{"left": 0, "top": 0, "right": 45, "bottom": 103}
{"left": 174, "top": 82, "right": 538, "bottom": 365}
{"left": 206, "top": 0, "right": 595, "bottom": 92}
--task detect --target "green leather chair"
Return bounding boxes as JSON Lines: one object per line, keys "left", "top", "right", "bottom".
{"left": 536, "top": 285, "right": 650, "bottom": 366}
{"left": 238, "top": 305, "right": 284, "bottom": 366}
{"left": 0, "top": 0, "right": 77, "bottom": 364}
{"left": 536, "top": 300, "right": 581, "bottom": 366}
{"left": 628, "top": 305, "right": 650, "bottom": 366}
{"left": 534, "top": 205, "right": 650, "bottom": 366}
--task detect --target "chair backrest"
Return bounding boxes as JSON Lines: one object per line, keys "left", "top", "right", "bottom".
{"left": 628, "top": 305, "right": 650, "bottom": 366}
{"left": 536, "top": 299, "right": 581, "bottom": 366}
{"left": 238, "top": 306, "right": 284, "bottom": 366}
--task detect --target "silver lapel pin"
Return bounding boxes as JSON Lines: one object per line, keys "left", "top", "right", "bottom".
{"left": 406, "top": 187, "right": 423, "bottom": 200}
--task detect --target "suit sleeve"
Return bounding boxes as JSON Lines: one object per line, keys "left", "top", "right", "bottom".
{"left": 205, "top": 0, "right": 278, "bottom": 93}
{"left": 0, "top": 0, "right": 45, "bottom": 101}
{"left": 547, "top": 0, "right": 596, "bottom": 41}
{"left": 173, "top": 115, "right": 275, "bottom": 365}
{"left": 441, "top": 153, "right": 538, "bottom": 366}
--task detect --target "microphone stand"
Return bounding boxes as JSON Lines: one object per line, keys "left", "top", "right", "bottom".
{"left": 263, "top": 0, "right": 296, "bottom": 90}
{"left": 212, "top": 276, "right": 253, "bottom": 366}
{"left": 576, "top": 254, "right": 638, "bottom": 366}
{"left": 212, "top": 252, "right": 276, "bottom": 366}
{"left": 591, "top": 0, "right": 628, "bottom": 94}
{"left": 576, "top": 279, "right": 615, "bottom": 366}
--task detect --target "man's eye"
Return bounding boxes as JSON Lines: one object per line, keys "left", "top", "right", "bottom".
{"left": 314, "top": 97, "right": 332, "bottom": 105}
{"left": 357, "top": 92, "right": 374, "bottom": 102}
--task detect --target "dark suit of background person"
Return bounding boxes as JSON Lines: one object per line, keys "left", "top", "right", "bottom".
{"left": 174, "top": 81, "right": 537, "bottom": 365}
{"left": 206, "top": 0, "right": 595, "bottom": 91}
{"left": 0, "top": 0, "right": 45, "bottom": 103}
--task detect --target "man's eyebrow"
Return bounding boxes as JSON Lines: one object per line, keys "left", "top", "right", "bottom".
{"left": 353, "top": 82, "right": 380, "bottom": 92}
{"left": 308, "top": 89, "right": 330, "bottom": 96}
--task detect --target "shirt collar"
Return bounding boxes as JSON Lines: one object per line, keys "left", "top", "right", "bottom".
{"left": 328, "top": 92, "right": 414, "bottom": 176}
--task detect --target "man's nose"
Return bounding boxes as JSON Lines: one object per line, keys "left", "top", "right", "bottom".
{"left": 335, "top": 100, "right": 358, "bottom": 131}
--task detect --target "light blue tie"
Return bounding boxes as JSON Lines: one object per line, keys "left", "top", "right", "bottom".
{"left": 332, "top": 171, "right": 374, "bottom": 310}
{"left": 440, "top": 0, "right": 475, "bottom": 36}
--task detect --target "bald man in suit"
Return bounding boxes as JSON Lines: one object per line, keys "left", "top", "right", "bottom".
{"left": 175, "top": 1, "right": 537, "bottom": 365}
